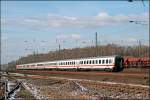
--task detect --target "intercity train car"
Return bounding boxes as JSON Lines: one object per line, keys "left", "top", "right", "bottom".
{"left": 16, "top": 55, "right": 124, "bottom": 72}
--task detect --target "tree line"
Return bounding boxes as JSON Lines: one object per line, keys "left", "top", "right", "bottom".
{"left": 4, "top": 44, "right": 149, "bottom": 71}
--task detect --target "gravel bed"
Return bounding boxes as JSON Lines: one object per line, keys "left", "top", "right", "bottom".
{"left": 20, "top": 77, "right": 150, "bottom": 100}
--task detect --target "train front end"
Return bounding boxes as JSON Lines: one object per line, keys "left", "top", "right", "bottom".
{"left": 113, "top": 56, "right": 124, "bottom": 72}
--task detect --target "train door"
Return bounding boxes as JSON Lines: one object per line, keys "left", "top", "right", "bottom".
{"left": 114, "top": 56, "right": 124, "bottom": 71}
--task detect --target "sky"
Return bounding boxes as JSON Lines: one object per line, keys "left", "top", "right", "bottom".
{"left": 1, "top": 1, "right": 149, "bottom": 64}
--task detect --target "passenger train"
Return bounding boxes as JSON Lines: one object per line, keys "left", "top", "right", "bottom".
{"left": 16, "top": 55, "right": 124, "bottom": 72}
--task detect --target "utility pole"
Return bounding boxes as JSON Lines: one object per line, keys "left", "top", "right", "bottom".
{"left": 95, "top": 32, "right": 98, "bottom": 56}
{"left": 75, "top": 39, "right": 78, "bottom": 48}
{"left": 95, "top": 32, "right": 98, "bottom": 48}
{"left": 138, "top": 40, "right": 141, "bottom": 57}
{"left": 59, "top": 44, "right": 61, "bottom": 59}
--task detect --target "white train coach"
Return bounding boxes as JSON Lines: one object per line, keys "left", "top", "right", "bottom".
{"left": 16, "top": 55, "right": 124, "bottom": 72}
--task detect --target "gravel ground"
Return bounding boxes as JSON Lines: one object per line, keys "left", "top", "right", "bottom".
{"left": 0, "top": 82, "right": 5, "bottom": 99}
{"left": 14, "top": 85, "right": 36, "bottom": 100}
{"left": 20, "top": 77, "right": 150, "bottom": 100}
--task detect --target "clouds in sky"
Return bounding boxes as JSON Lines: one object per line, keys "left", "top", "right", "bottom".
{"left": 1, "top": 33, "right": 8, "bottom": 41}
{"left": 2, "top": 12, "right": 149, "bottom": 29}
{"left": 56, "top": 34, "right": 81, "bottom": 43}
{"left": 1, "top": 10, "right": 149, "bottom": 64}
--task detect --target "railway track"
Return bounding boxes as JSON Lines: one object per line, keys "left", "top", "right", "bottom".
{"left": 13, "top": 69, "right": 150, "bottom": 86}
{"left": 15, "top": 69, "right": 149, "bottom": 77}
{"left": 9, "top": 72, "right": 150, "bottom": 99}
{"left": 0, "top": 72, "right": 35, "bottom": 100}
{"left": 0, "top": 74, "right": 21, "bottom": 100}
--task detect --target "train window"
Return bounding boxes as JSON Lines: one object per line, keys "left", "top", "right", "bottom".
{"left": 89, "top": 60, "right": 91, "bottom": 64}
{"left": 109, "top": 59, "right": 112, "bottom": 64}
{"left": 106, "top": 59, "right": 108, "bottom": 64}
{"left": 52, "top": 63, "right": 55, "bottom": 65}
{"left": 84, "top": 61, "right": 86, "bottom": 64}
{"left": 95, "top": 60, "right": 98, "bottom": 64}
{"left": 79, "top": 61, "right": 81, "bottom": 64}
{"left": 93, "top": 60, "right": 95, "bottom": 64}
{"left": 102, "top": 60, "right": 105, "bottom": 64}
{"left": 87, "top": 61, "right": 89, "bottom": 64}
{"left": 74, "top": 62, "right": 75, "bottom": 65}
{"left": 37, "top": 64, "right": 43, "bottom": 66}
{"left": 99, "top": 60, "right": 101, "bottom": 64}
